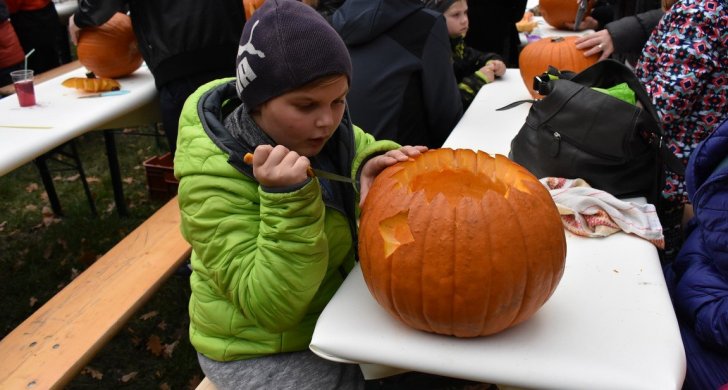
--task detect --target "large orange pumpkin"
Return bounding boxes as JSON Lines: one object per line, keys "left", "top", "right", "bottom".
{"left": 244, "top": 0, "right": 266, "bottom": 19}
{"left": 518, "top": 36, "right": 598, "bottom": 98}
{"left": 76, "top": 13, "right": 143, "bottom": 79}
{"left": 539, "top": 0, "right": 595, "bottom": 30}
{"left": 359, "top": 149, "right": 567, "bottom": 338}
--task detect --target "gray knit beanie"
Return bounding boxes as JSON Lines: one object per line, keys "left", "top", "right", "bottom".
{"left": 422, "top": 0, "right": 457, "bottom": 13}
{"left": 235, "top": 0, "right": 352, "bottom": 111}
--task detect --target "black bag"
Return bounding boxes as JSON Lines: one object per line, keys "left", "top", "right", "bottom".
{"left": 504, "top": 59, "right": 685, "bottom": 206}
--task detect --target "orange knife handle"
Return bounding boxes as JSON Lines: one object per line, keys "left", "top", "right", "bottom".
{"left": 242, "top": 153, "right": 315, "bottom": 177}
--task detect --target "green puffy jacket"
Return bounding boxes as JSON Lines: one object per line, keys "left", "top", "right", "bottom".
{"left": 174, "top": 78, "right": 399, "bottom": 361}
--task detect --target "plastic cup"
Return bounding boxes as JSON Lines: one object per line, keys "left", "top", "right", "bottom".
{"left": 10, "top": 69, "right": 36, "bottom": 107}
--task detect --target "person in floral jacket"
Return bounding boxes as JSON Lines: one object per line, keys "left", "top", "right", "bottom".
{"left": 634, "top": 0, "right": 727, "bottom": 261}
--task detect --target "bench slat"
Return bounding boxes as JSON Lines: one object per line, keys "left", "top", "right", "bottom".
{"left": 0, "top": 197, "right": 191, "bottom": 390}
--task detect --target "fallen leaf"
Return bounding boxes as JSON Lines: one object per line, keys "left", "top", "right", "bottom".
{"left": 41, "top": 206, "right": 60, "bottom": 227}
{"left": 130, "top": 335, "right": 142, "bottom": 346}
{"left": 86, "top": 176, "right": 102, "bottom": 183}
{"left": 162, "top": 340, "right": 179, "bottom": 359}
{"left": 157, "top": 320, "right": 167, "bottom": 331}
{"left": 53, "top": 174, "right": 62, "bottom": 181}
{"left": 70, "top": 268, "right": 80, "bottom": 280}
{"left": 123, "top": 177, "right": 134, "bottom": 184}
{"left": 43, "top": 244, "right": 53, "bottom": 260}
{"left": 140, "top": 311, "right": 158, "bottom": 321}
{"left": 81, "top": 367, "right": 104, "bottom": 380}
{"left": 147, "top": 334, "right": 163, "bottom": 356}
{"left": 159, "top": 383, "right": 171, "bottom": 390}
{"left": 64, "top": 174, "right": 80, "bottom": 182}
{"left": 25, "top": 204, "right": 38, "bottom": 211}
{"left": 25, "top": 183, "right": 39, "bottom": 192}
{"left": 29, "top": 297, "right": 38, "bottom": 307}
{"left": 0, "top": 221, "right": 6, "bottom": 232}
{"left": 120, "top": 371, "right": 138, "bottom": 383}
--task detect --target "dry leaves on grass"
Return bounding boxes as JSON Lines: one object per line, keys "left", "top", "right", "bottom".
{"left": 140, "top": 310, "right": 159, "bottom": 321}
{"left": 81, "top": 366, "right": 104, "bottom": 380}
{"left": 120, "top": 371, "right": 138, "bottom": 383}
{"left": 25, "top": 183, "right": 39, "bottom": 192}
{"left": 146, "top": 334, "right": 180, "bottom": 359}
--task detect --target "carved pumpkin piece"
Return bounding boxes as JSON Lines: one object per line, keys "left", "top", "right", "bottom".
{"left": 359, "top": 149, "right": 567, "bottom": 338}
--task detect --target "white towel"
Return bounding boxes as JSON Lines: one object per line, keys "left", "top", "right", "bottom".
{"left": 540, "top": 177, "right": 665, "bottom": 249}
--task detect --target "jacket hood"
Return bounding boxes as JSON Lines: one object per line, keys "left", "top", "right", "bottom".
{"left": 332, "top": 0, "right": 423, "bottom": 45}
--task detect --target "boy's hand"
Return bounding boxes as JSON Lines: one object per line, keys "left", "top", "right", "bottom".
{"left": 359, "top": 146, "right": 428, "bottom": 207}
{"left": 478, "top": 60, "right": 506, "bottom": 83}
{"left": 249, "top": 145, "right": 310, "bottom": 188}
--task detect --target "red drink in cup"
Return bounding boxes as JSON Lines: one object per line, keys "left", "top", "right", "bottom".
{"left": 14, "top": 79, "right": 36, "bottom": 107}
{"left": 10, "top": 69, "right": 36, "bottom": 107}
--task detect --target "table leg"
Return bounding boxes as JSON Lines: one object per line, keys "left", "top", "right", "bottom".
{"left": 103, "top": 130, "right": 128, "bottom": 217}
{"left": 33, "top": 156, "right": 63, "bottom": 216}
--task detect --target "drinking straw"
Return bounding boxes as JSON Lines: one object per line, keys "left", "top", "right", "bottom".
{"left": 24, "top": 48, "right": 36, "bottom": 72}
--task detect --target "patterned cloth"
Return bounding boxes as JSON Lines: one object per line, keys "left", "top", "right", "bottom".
{"left": 635, "top": 0, "right": 728, "bottom": 208}
{"left": 541, "top": 178, "right": 665, "bottom": 249}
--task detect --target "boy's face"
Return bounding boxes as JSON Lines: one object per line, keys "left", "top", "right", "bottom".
{"left": 253, "top": 75, "right": 349, "bottom": 157}
{"left": 444, "top": 0, "right": 469, "bottom": 37}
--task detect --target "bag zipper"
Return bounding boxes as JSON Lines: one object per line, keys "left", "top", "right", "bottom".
{"left": 543, "top": 126, "right": 623, "bottom": 161}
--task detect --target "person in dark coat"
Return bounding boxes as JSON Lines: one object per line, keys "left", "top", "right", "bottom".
{"left": 331, "top": 0, "right": 463, "bottom": 149}
{"left": 463, "top": 0, "right": 527, "bottom": 68}
{"left": 574, "top": 0, "right": 663, "bottom": 65}
{"left": 69, "top": 0, "right": 245, "bottom": 156}
{"left": 663, "top": 116, "right": 728, "bottom": 390}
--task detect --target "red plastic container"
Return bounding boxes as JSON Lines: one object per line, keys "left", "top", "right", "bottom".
{"left": 143, "top": 153, "right": 179, "bottom": 201}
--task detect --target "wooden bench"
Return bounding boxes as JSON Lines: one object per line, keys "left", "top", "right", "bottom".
{"left": 0, "top": 196, "right": 191, "bottom": 389}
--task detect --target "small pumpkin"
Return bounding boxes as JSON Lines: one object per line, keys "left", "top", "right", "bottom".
{"left": 518, "top": 36, "right": 598, "bottom": 98}
{"left": 359, "top": 149, "right": 567, "bottom": 338}
{"left": 539, "top": 0, "right": 594, "bottom": 30}
{"left": 244, "top": 0, "right": 266, "bottom": 20}
{"left": 76, "top": 12, "right": 143, "bottom": 79}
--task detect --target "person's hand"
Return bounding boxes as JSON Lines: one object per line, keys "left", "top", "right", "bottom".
{"left": 489, "top": 60, "right": 506, "bottom": 78}
{"left": 68, "top": 14, "right": 81, "bottom": 46}
{"left": 564, "top": 15, "right": 599, "bottom": 31}
{"left": 249, "top": 145, "right": 310, "bottom": 188}
{"left": 574, "top": 29, "right": 614, "bottom": 61}
{"left": 359, "top": 146, "right": 428, "bottom": 207}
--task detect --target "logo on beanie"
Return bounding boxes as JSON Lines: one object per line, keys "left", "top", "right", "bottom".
{"left": 236, "top": 20, "right": 266, "bottom": 93}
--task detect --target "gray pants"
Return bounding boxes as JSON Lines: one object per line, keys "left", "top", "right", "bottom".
{"left": 198, "top": 351, "right": 366, "bottom": 390}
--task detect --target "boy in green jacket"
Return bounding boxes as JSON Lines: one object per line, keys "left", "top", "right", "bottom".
{"left": 173, "top": 0, "right": 426, "bottom": 388}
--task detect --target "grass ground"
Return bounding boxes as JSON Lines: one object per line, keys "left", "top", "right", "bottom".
{"left": 0, "top": 127, "right": 203, "bottom": 389}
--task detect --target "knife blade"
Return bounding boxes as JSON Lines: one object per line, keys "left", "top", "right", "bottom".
{"left": 242, "top": 152, "right": 357, "bottom": 184}
{"left": 574, "top": 0, "right": 588, "bottom": 31}
{"left": 78, "top": 90, "right": 130, "bottom": 98}
{"left": 309, "top": 168, "right": 357, "bottom": 184}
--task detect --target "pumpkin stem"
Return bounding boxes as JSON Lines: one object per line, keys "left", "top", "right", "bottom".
{"left": 550, "top": 37, "right": 565, "bottom": 43}
{"left": 85, "top": 72, "right": 97, "bottom": 79}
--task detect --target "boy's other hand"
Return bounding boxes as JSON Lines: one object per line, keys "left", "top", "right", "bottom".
{"left": 250, "top": 145, "right": 310, "bottom": 188}
{"left": 359, "top": 146, "right": 428, "bottom": 207}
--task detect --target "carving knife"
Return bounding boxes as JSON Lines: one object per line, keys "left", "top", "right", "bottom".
{"left": 243, "top": 153, "right": 356, "bottom": 184}
{"left": 574, "top": 0, "right": 588, "bottom": 31}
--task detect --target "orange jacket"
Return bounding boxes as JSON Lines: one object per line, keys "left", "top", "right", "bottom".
{"left": 5, "top": 0, "right": 49, "bottom": 13}
{"left": 0, "top": 19, "right": 24, "bottom": 68}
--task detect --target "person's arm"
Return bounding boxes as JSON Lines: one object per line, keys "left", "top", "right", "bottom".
{"left": 605, "top": 8, "right": 664, "bottom": 56}
{"left": 673, "top": 251, "right": 728, "bottom": 351}
{"left": 69, "top": 0, "right": 125, "bottom": 44}
{"left": 420, "top": 15, "right": 464, "bottom": 148}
